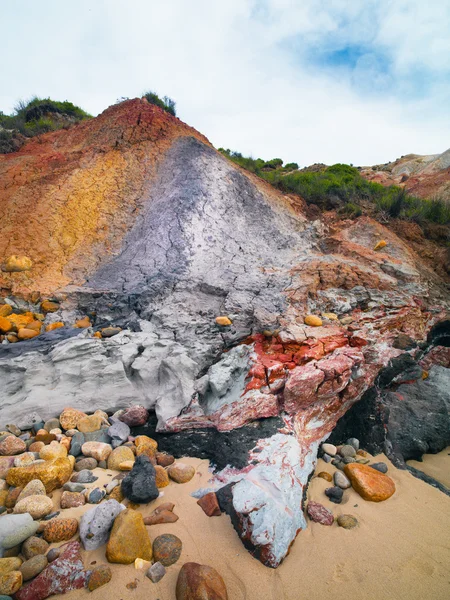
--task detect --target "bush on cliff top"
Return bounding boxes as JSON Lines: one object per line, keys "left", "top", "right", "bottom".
{"left": 0, "top": 96, "right": 92, "bottom": 152}
{"left": 219, "top": 149, "right": 450, "bottom": 226}
{"left": 143, "top": 91, "right": 176, "bottom": 116}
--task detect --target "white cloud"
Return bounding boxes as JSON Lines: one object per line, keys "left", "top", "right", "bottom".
{"left": 0, "top": 0, "right": 448, "bottom": 165}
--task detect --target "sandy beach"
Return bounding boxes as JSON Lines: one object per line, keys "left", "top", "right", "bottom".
{"left": 53, "top": 449, "right": 450, "bottom": 600}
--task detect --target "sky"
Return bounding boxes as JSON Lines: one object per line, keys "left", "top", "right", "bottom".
{"left": 1, "top": 0, "right": 449, "bottom": 166}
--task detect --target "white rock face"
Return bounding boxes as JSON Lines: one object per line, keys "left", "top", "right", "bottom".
{"left": 230, "top": 433, "right": 319, "bottom": 568}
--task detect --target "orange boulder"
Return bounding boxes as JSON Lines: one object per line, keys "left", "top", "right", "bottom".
{"left": 344, "top": 463, "right": 395, "bottom": 502}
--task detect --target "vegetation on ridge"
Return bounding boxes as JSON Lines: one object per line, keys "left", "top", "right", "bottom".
{"left": 219, "top": 149, "right": 450, "bottom": 226}
{"left": 0, "top": 96, "right": 92, "bottom": 153}
{"left": 142, "top": 91, "right": 176, "bottom": 116}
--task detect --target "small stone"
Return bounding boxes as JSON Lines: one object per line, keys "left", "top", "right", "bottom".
{"left": 144, "top": 510, "right": 179, "bottom": 526}
{"left": 17, "top": 328, "right": 40, "bottom": 340}
{"left": 13, "top": 453, "right": 35, "bottom": 468}
{"left": 0, "top": 571, "right": 22, "bottom": 595}
{"left": 317, "top": 472, "right": 332, "bottom": 482}
{"left": 0, "top": 437, "right": 26, "bottom": 456}
{"left": 332, "top": 459, "right": 345, "bottom": 471}
{"left": 59, "top": 408, "right": 87, "bottom": 431}
{"left": 43, "top": 419, "right": 60, "bottom": 433}
{"left": 344, "top": 463, "right": 395, "bottom": 502}
{"left": 215, "top": 316, "right": 232, "bottom": 326}
{"left": 63, "top": 482, "right": 85, "bottom": 493}
{"left": 325, "top": 486, "right": 344, "bottom": 504}
{"left": 304, "top": 315, "right": 322, "bottom": 327}
{"left": 356, "top": 449, "right": 369, "bottom": 457}
{"left": 0, "top": 305, "right": 13, "bottom": 318}
{"left": 5, "top": 425, "right": 21, "bottom": 437}
{"left": 39, "top": 442, "right": 67, "bottom": 461}
{"left": 88, "top": 564, "right": 112, "bottom": 591}
{"left": 46, "top": 548, "right": 60, "bottom": 562}
{"left": 43, "top": 511, "right": 60, "bottom": 521}
{"left": 156, "top": 452, "right": 175, "bottom": 467}
{"left": 343, "top": 457, "right": 356, "bottom": 464}
{"left": 155, "top": 465, "right": 170, "bottom": 488}
{"left": 74, "top": 316, "right": 91, "bottom": 328}
{"left": 43, "top": 518, "right": 78, "bottom": 543}
{"left": 21, "top": 537, "right": 49, "bottom": 560}
{"left": 81, "top": 442, "right": 112, "bottom": 462}
{"left": 0, "top": 557, "right": 22, "bottom": 575}
{"left": 60, "top": 491, "right": 86, "bottom": 509}
{"left": 373, "top": 240, "right": 387, "bottom": 251}
{"left": 45, "top": 322, "right": 64, "bottom": 332}
{"left": 118, "top": 460, "right": 134, "bottom": 471}
{"left": 121, "top": 455, "right": 159, "bottom": 504}
{"left": 176, "top": 562, "right": 228, "bottom": 600}
{"left": 334, "top": 471, "right": 351, "bottom": 489}
{"left": 107, "top": 446, "right": 135, "bottom": 470}
{"left": 356, "top": 458, "right": 370, "bottom": 465}
{"left": 19, "top": 555, "right": 48, "bottom": 581}
{"left": 346, "top": 438, "right": 360, "bottom": 451}
{"left": 108, "top": 486, "right": 124, "bottom": 503}
{"left": 307, "top": 501, "right": 334, "bottom": 525}
{"left": 339, "top": 444, "right": 356, "bottom": 458}
{"left": 119, "top": 406, "right": 149, "bottom": 427}
{"left": 16, "top": 480, "right": 46, "bottom": 503}
{"left": 106, "top": 509, "right": 152, "bottom": 564}
{"left": 322, "top": 454, "right": 332, "bottom": 463}
{"left": 28, "top": 442, "right": 44, "bottom": 453}
{"left": 168, "top": 463, "right": 195, "bottom": 484}
{"left": 70, "top": 470, "right": 98, "bottom": 484}
{"left": 1, "top": 255, "right": 32, "bottom": 272}
{"left": 87, "top": 488, "right": 106, "bottom": 504}
{"left": 197, "top": 493, "right": 221, "bottom": 517}
{"left": 321, "top": 443, "right": 336, "bottom": 457}
{"left": 370, "top": 462, "right": 388, "bottom": 474}
{"left": 98, "top": 460, "right": 107, "bottom": 469}
{"left": 337, "top": 514, "right": 358, "bottom": 529}
{"left": 79, "top": 499, "right": 125, "bottom": 551}
{"left": 322, "top": 312, "right": 338, "bottom": 320}
{"left": 34, "top": 433, "right": 56, "bottom": 445}
{"left": 152, "top": 534, "right": 182, "bottom": 566}
{"left": 74, "top": 457, "right": 97, "bottom": 471}
{"left": 13, "top": 495, "right": 53, "bottom": 519}
{"left": 68, "top": 431, "right": 85, "bottom": 457}
{"left": 0, "top": 514, "right": 39, "bottom": 556}
{"left": 392, "top": 333, "right": 416, "bottom": 350}
{"left": 77, "top": 415, "right": 103, "bottom": 434}
{"left": 101, "top": 327, "right": 122, "bottom": 338}
{"left": 107, "top": 422, "right": 130, "bottom": 448}
{"left": 40, "top": 300, "right": 59, "bottom": 313}
{"left": 146, "top": 561, "right": 166, "bottom": 583}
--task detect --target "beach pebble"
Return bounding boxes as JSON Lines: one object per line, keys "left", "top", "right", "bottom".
{"left": 122, "top": 456, "right": 159, "bottom": 504}
{"left": 334, "top": 471, "right": 351, "bottom": 489}
{"left": 16, "top": 480, "right": 46, "bottom": 503}
{"left": 74, "top": 457, "right": 97, "bottom": 472}
{"left": 346, "top": 438, "right": 360, "bottom": 451}
{"left": 370, "top": 462, "right": 388, "bottom": 474}
{"left": 60, "top": 491, "right": 86, "bottom": 509}
{"left": 19, "top": 555, "right": 48, "bottom": 581}
{"left": 106, "top": 509, "right": 152, "bottom": 564}
{"left": 307, "top": 501, "right": 334, "bottom": 526}
{"left": 0, "top": 571, "right": 22, "bottom": 595}
{"left": 119, "top": 406, "right": 149, "bottom": 427}
{"left": 70, "top": 470, "right": 97, "bottom": 484}
{"left": 337, "top": 514, "right": 358, "bottom": 529}
{"left": 13, "top": 453, "right": 35, "bottom": 468}
{"left": 317, "top": 472, "right": 332, "bottom": 482}
{"left": 46, "top": 548, "right": 61, "bottom": 562}
{"left": 59, "top": 408, "right": 87, "bottom": 431}
{"left": 156, "top": 452, "right": 175, "bottom": 467}
{"left": 44, "top": 419, "right": 60, "bottom": 433}
{"left": 168, "top": 463, "right": 195, "bottom": 484}
{"left": 176, "top": 562, "right": 228, "bottom": 600}
{"left": 332, "top": 459, "right": 345, "bottom": 471}
{"left": 79, "top": 500, "right": 125, "bottom": 551}
{"left": 43, "top": 518, "right": 78, "bottom": 543}
{"left": 107, "top": 422, "right": 130, "bottom": 448}
{"left": 22, "top": 537, "right": 49, "bottom": 560}
{"left": 322, "top": 443, "right": 337, "bottom": 457}
{"left": 13, "top": 495, "right": 53, "bottom": 520}
{"left": 62, "top": 482, "right": 85, "bottom": 493}
{"left": 343, "top": 457, "right": 356, "bottom": 464}
{"left": 6, "top": 425, "right": 21, "bottom": 437}
{"left": 146, "top": 561, "right": 166, "bottom": 583}
{"left": 0, "top": 557, "right": 22, "bottom": 575}
{"left": 87, "top": 488, "right": 106, "bottom": 504}
{"left": 107, "top": 446, "right": 135, "bottom": 471}
{"left": 325, "top": 486, "right": 344, "bottom": 504}
{"left": 0, "top": 514, "right": 39, "bottom": 557}
{"left": 344, "top": 464, "right": 395, "bottom": 502}
{"left": 68, "top": 432, "right": 84, "bottom": 457}
{"left": 88, "top": 564, "right": 112, "bottom": 591}
{"left": 81, "top": 442, "right": 112, "bottom": 462}
{"left": 0, "top": 437, "right": 26, "bottom": 457}
{"left": 152, "top": 534, "right": 182, "bottom": 566}
{"left": 197, "top": 492, "right": 221, "bottom": 517}
{"left": 339, "top": 444, "right": 356, "bottom": 458}
{"left": 322, "top": 454, "right": 332, "bottom": 463}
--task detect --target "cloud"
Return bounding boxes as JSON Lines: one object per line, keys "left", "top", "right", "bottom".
{"left": 0, "top": 0, "right": 448, "bottom": 165}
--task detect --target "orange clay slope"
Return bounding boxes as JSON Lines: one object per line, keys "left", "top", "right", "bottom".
{"left": 0, "top": 98, "right": 210, "bottom": 296}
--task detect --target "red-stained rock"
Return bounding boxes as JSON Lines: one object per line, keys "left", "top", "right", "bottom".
{"left": 307, "top": 501, "right": 334, "bottom": 526}
{"left": 15, "top": 541, "right": 88, "bottom": 600}
{"left": 119, "top": 405, "right": 149, "bottom": 427}
{"left": 176, "top": 562, "right": 228, "bottom": 600}
{"left": 284, "top": 363, "right": 325, "bottom": 412}
{"left": 197, "top": 492, "right": 221, "bottom": 517}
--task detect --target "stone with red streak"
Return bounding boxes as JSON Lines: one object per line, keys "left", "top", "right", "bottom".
{"left": 14, "top": 541, "right": 88, "bottom": 600}
{"left": 307, "top": 501, "right": 334, "bottom": 526}
{"left": 197, "top": 492, "right": 222, "bottom": 517}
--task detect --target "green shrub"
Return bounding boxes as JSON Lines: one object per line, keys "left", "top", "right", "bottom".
{"left": 284, "top": 162, "right": 299, "bottom": 171}
{"left": 143, "top": 91, "right": 176, "bottom": 116}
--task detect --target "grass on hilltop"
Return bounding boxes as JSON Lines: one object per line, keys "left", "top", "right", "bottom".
{"left": 142, "top": 91, "right": 176, "bottom": 116}
{"left": 218, "top": 149, "right": 450, "bottom": 226}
